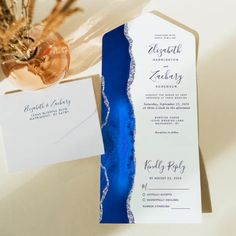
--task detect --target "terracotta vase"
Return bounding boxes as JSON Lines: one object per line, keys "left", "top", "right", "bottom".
{"left": 1, "top": 25, "right": 70, "bottom": 91}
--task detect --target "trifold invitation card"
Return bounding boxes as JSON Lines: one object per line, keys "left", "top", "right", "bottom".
{"left": 100, "top": 13, "right": 201, "bottom": 223}
{"left": 0, "top": 77, "right": 104, "bottom": 172}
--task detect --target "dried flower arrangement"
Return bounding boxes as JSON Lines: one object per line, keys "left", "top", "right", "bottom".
{"left": 0, "top": 0, "right": 81, "bottom": 62}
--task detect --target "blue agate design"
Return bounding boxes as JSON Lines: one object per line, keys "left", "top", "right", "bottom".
{"left": 100, "top": 24, "right": 136, "bottom": 224}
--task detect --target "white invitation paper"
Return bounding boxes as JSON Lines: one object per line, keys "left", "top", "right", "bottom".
{"left": 0, "top": 78, "right": 104, "bottom": 172}
{"left": 100, "top": 13, "right": 201, "bottom": 224}
{"left": 128, "top": 13, "right": 201, "bottom": 223}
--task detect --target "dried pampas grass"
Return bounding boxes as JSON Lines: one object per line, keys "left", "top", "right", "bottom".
{"left": 0, "top": 0, "right": 82, "bottom": 62}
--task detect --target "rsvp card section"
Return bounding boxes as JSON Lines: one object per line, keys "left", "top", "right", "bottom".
{"left": 0, "top": 78, "right": 104, "bottom": 172}
{"left": 128, "top": 14, "right": 201, "bottom": 223}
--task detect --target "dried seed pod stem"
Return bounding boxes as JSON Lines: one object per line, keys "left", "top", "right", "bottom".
{"left": 43, "top": 0, "right": 62, "bottom": 24}
{"left": 30, "top": 0, "right": 81, "bottom": 50}
{"left": 28, "top": 0, "right": 36, "bottom": 24}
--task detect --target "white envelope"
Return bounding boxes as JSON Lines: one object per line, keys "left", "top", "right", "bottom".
{"left": 0, "top": 77, "right": 104, "bottom": 172}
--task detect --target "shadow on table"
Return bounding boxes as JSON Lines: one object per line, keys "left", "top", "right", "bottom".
{"left": 0, "top": 158, "right": 123, "bottom": 236}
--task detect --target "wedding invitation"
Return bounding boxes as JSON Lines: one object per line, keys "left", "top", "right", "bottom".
{"left": 0, "top": 77, "right": 104, "bottom": 172}
{"left": 100, "top": 13, "right": 201, "bottom": 223}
